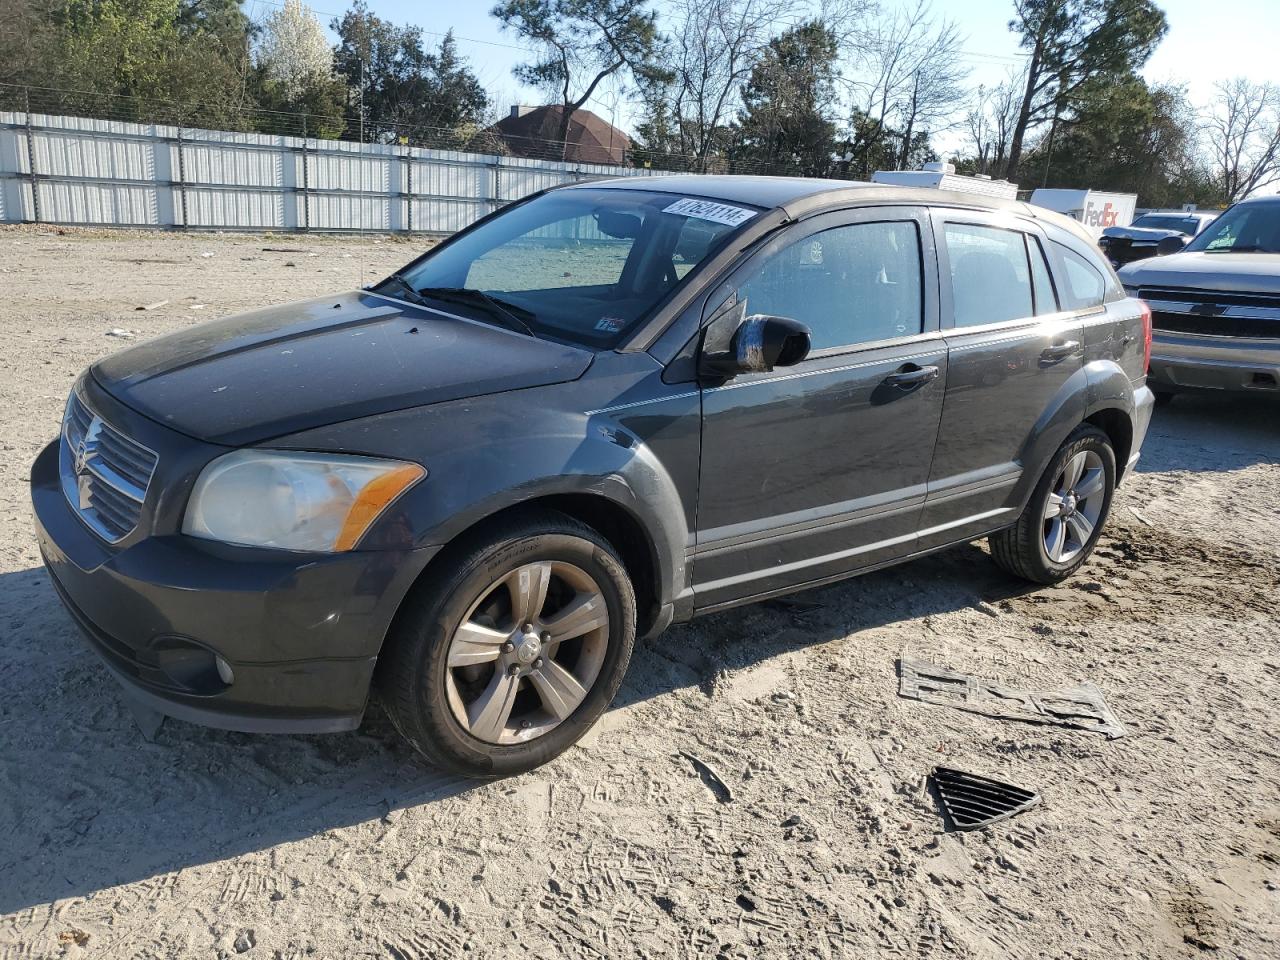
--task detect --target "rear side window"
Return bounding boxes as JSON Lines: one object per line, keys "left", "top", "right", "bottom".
{"left": 943, "top": 223, "right": 1034, "bottom": 327}
{"left": 1053, "top": 242, "right": 1107, "bottom": 310}
{"left": 735, "top": 220, "right": 923, "bottom": 351}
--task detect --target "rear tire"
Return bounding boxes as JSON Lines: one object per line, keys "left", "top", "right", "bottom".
{"left": 376, "top": 510, "right": 636, "bottom": 778}
{"left": 989, "top": 425, "right": 1116, "bottom": 584}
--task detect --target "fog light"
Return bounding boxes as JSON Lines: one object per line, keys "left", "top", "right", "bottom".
{"left": 215, "top": 655, "right": 235, "bottom": 685}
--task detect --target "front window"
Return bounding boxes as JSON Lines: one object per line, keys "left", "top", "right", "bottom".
{"left": 735, "top": 220, "right": 924, "bottom": 350}
{"left": 1185, "top": 203, "right": 1280, "bottom": 254}
{"left": 385, "top": 188, "right": 760, "bottom": 347}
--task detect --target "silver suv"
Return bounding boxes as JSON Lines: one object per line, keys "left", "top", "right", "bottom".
{"left": 1118, "top": 194, "right": 1280, "bottom": 402}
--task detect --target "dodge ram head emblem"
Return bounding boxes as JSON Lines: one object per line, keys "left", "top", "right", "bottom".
{"left": 73, "top": 438, "right": 91, "bottom": 476}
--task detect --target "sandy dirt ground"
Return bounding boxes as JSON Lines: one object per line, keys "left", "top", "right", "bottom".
{"left": 1, "top": 227, "right": 1278, "bottom": 960}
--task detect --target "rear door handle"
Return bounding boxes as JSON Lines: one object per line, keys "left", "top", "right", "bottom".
{"left": 1040, "top": 340, "right": 1080, "bottom": 363}
{"left": 884, "top": 364, "right": 940, "bottom": 387}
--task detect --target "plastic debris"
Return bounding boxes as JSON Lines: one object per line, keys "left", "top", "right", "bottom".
{"left": 897, "top": 657, "right": 1127, "bottom": 739}
{"left": 679, "top": 751, "right": 733, "bottom": 803}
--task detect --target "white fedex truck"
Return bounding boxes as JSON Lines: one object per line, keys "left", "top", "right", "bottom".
{"left": 1029, "top": 188, "right": 1138, "bottom": 239}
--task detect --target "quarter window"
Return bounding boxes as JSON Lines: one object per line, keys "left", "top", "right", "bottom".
{"left": 1054, "top": 242, "right": 1107, "bottom": 310}
{"left": 944, "top": 223, "right": 1035, "bottom": 327}
{"left": 735, "top": 220, "right": 924, "bottom": 351}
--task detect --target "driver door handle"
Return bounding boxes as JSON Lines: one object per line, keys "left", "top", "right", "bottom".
{"left": 1040, "top": 340, "right": 1080, "bottom": 363}
{"left": 883, "top": 364, "right": 940, "bottom": 387}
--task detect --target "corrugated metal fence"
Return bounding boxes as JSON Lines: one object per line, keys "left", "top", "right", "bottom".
{"left": 0, "top": 112, "right": 674, "bottom": 234}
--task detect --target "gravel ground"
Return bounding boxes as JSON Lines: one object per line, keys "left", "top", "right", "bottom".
{"left": 1, "top": 227, "right": 1278, "bottom": 960}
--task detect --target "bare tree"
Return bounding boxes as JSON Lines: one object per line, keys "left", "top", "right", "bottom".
{"left": 965, "top": 73, "right": 1021, "bottom": 175}
{"left": 844, "top": 0, "right": 968, "bottom": 171}
{"left": 0, "top": 0, "right": 58, "bottom": 90}
{"left": 660, "top": 0, "right": 787, "bottom": 167}
{"left": 1204, "top": 78, "right": 1280, "bottom": 202}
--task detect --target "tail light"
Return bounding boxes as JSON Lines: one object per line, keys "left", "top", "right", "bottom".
{"left": 1138, "top": 299, "right": 1152, "bottom": 373}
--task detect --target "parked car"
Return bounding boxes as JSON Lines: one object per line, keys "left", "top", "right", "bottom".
{"left": 33, "top": 177, "right": 1155, "bottom": 777}
{"left": 1118, "top": 194, "right": 1280, "bottom": 402}
{"left": 1099, "top": 210, "right": 1218, "bottom": 267}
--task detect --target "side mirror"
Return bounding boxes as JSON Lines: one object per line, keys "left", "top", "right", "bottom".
{"left": 700, "top": 307, "right": 811, "bottom": 378}
{"left": 1156, "top": 235, "right": 1187, "bottom": 256}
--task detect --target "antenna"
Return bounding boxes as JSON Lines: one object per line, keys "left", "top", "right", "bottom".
{"left": 359, "top": 56, "right": 367, "bottom": 290}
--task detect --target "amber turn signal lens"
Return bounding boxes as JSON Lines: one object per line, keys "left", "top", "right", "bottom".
{"left": 333, "top": 463, "right": 426, "bottom": 551}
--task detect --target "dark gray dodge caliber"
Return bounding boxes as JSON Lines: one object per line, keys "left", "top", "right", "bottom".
{"left": 33, "top": 176, "right": 1155, "bottom": 777}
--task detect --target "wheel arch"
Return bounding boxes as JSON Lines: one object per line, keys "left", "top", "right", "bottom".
{"left": 1083, "top": 405, "right": 1134, "bottom": 481}
{"left": 382, "top": 492, "right": 669, "bottom": 656}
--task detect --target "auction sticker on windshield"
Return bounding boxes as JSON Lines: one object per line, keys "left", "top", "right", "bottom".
{"left": 662, "top": 198, "right": 757, "bottom": 227}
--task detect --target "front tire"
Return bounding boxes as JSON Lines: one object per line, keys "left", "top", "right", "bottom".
{"left": 989, "top": 425, "right": 1116, "bottom": 584}
{"left": 377, "top": 510, "right": 636, "bottom": 778}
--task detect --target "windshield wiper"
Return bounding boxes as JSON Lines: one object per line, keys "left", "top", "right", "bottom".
{"left": 376, "top": 272, "right": 432, "bottom": 307}
{"left": 1208, "top": 244, "right": 1276, "bottom": 253}
{"left": 416, "top": 286, "right": 537, "bottom": 337}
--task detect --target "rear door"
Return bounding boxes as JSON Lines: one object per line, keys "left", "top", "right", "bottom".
{"left": 693, "top": 206, "right": 947, "bottom": 610}
{"left": 919, "top": 210, "right": 1084, "bottom": 549}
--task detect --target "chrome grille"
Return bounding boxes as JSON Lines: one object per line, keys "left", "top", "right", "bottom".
{"left": 60, "top": 390, "right": 158, "bottom": 543}
{"left": 1141, "top": 286, "right": 1280, "bottom": 339}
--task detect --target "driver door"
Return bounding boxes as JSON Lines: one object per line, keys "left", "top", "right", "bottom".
{"left": 693, "top": 206, "right": 947, "bottom": 611}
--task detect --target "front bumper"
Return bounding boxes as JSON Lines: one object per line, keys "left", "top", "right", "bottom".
{"left": 32, "top": 438, "right": 438, "bottom": 734}
{"left": 1149, "top": 332, "right": 1280, "bottom": 394}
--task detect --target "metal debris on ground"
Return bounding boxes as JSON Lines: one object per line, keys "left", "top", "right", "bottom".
{"left": 897, "top": 657, "right": 1127, "bottom": 739}
{"left": 135, "top": 299, "right": 168, "bottom": 311}
{"left": 931, "top": 766, "right": 1040, "bottom": 831}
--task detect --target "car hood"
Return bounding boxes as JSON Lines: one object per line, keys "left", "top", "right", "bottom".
{"left": 1102, "top": 225, "right": 1182, "bottom": 243}
{"left": 1118, "top": 251, "right": 1280, "bottom": 294}
{"left": 92, "top": 291, "right": 594, "bottom": 446}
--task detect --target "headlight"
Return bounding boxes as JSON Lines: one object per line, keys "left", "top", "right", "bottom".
{"left": 183, "top": 450, "right": 425, "bottom": 552}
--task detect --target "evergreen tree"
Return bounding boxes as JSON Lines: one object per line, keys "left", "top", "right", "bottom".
{"left": 332, "top": 2, "right": 489, "bottom": 142}
{"left": 733, "top": 21, "right": 840, "bottom": 176}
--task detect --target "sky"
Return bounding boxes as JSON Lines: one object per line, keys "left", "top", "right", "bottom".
{"left": 245, "top": 0, "right": 1279, "bottom": 154}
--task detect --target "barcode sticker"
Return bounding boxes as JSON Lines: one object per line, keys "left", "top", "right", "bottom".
{"left": 662, "top": 198, "right": 757, "bottom": 227}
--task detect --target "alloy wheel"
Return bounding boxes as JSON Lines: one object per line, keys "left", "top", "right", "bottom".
{"left": 443, "top": 561, "right": 609, "bottom": 745}
{"left": 1042, "top": 449, "right": 1106, "bottom": 565}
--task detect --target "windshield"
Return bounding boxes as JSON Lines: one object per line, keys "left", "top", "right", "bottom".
{"left": 1131, "top": 214, "right": 1202, "bottom": 235}
{"left": 1185, "top": 203, "right": 1280, "bottom": 253}
{"left": 383, "top": 188, "right": 760, "bottom": 347}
